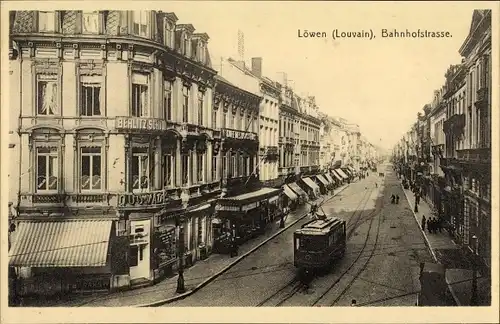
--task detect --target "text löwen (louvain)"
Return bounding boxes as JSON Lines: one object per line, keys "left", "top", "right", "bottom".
{"left": 332, "top": 29, "right": 374, "bottom": 40}
{"left": 297, "top": 29, "right": 328, "bottom": 38}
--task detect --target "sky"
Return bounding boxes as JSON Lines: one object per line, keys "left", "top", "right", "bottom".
{"left": 155, "top": 1, "right": 496, "bottom": 151}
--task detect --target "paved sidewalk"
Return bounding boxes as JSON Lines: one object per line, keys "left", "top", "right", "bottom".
{"left": 401, "top": 186, "right": 491, "bottom": 306}
{"left": 22, "top": 184, "right": 349, "bottom": 307}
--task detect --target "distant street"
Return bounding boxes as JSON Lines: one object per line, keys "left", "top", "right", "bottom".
{"left": 167, "top": 165, "right": 434, "bottom": 307}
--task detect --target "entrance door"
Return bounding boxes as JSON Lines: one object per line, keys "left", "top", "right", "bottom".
{"left": 129, "top": 220, "right": 151, "bottom": 281}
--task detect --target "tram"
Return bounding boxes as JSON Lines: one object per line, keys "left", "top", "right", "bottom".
{"left": 293, "top": 215, "right": 346, "bottom": 272}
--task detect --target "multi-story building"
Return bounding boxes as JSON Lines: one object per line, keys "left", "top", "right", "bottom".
{"left": 455, "top": 9, "right": 491, "bottom": 267}
{"left": 8, "top": 10, "right": 224, "bottom": 294}
{"left": 278, "top": 84, "right": 299, "bottom": 184}
{"left": 297, "top": 95, "right": 321, "bottom": 176}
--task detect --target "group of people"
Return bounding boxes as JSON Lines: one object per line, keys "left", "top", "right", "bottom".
{"left": 390, "top": 194, "right": 400, "bottom": 204}
{"left": 421, "top": 215, "right": 442, "bottom": 234}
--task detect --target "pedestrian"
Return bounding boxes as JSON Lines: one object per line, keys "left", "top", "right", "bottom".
{"left": 391, "top": 194, "right": 395, "bottom": 204}
{"left": 437, "top": 218, "right": 442, "bottom": 233}
{"left": 415, "top": 192, "right": 420, "bottom": 205}
{"left": 396, "top": 195, "right": 400, "bottom": 204}
{"left": 351, "top": 299, "right": 357, "bottom": 307}
{"left": 375, "top": 183, "right": 378, "bottom": 188}
{"left": 427, "top": 218, "right": 432, "bottom": 234}
{"left": 421, "top": 215, "right": 426, "bottom": 231}
{"left": 432, "top": 218, "right": 438, "bottom": 234}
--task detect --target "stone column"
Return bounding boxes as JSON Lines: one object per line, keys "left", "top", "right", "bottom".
{"left": 193, "top": 141, "right": 198, "bottom": 184}
{"left": 154, "top": 136, "right": 161, "bottom": 190}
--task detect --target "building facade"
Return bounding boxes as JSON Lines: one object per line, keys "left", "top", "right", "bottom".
{"left": 8, "top": 10, "right": 225, "bottom": 293}
{"left": 297, "top": 95, "right": 321, "bottom": 176}
{"left": 278, "top": 85, "right": 299, "bottom": 184}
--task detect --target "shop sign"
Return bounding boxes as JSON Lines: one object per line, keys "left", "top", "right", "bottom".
{"left": 241, "top": 201, "right": 259, "bottom": 212}
{"left": 115, "top": 117, "right": 167, "bottom": 132}
{"left": 117, "top": 190, "right": 171, "bottom": 208}
{"left": 215, "top": 204, "right": 240, "bottom": 212}
{"left": 222, "top": 129, "right": 257, "bottom": 141}
{"left": 155, "top": 225, "right": 177, "bottom": 267}
{"left": 74, "top": 277, "right": 110, "bottom": 292}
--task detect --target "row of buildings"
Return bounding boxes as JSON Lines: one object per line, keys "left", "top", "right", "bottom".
{"left": 7, "top": 10, "right": 379, "bottom": 295}
{"left": 392, "top": 10, "right": 491, "bottom": 274}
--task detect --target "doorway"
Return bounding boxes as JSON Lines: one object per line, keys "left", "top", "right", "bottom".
{"left": 129, "top": 220, "right": 150, "bottom": 281}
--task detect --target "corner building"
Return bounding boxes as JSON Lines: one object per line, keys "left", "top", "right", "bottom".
{"left": 8, "top": 10, "right": 222, "bottom": 295}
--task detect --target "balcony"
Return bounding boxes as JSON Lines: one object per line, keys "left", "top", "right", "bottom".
{"left": 456, "top": 148, "right": 490, "bottom": 164}
{"left": 221, "top": 128, "right": 257, "bottom": 141}
{"left": 266, "top": 146, "right": 279, "bottom": 156}
{"left": 475, "top": 87, "right": 488, "bottom": 108}
{"left": 20, "top": 193, "right": 67, "bottom": 205}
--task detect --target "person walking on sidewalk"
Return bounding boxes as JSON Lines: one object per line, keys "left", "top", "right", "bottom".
{"left": 421, "top": 215, "right": 426, "bottom": 231}
{"left": 415, "top": 191, "right": 421, "bottom": 205}
{"left": 396, "top": 195, "right": 400, "bottom": 204}
{"left": 427, "top": 218, "right": 432, "bottom": 234}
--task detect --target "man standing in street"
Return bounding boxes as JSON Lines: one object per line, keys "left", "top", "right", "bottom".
{"left": 421, "top": 215, "right": 426, "bottom": 231}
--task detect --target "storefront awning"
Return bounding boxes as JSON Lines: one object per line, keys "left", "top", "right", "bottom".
{"left": 288, "top": 182, "right": 308, "bottom": 198}
{"left": 9, "top": 220, "right": 112, "bottom": 268}
{"left": 348, "top": 166, "right": 356, "bottom": 173}
{"left": 218, "top": 187, "right": 282, "bottom": 207}
{"left": 342, "top": 168, "right": 352, "bottom": 176}
{"left": 324, "top": 173, "right": 335, "bottom": 184}
{"left": 331, "top": 170, "right": 343, "bottom": 181}
{"left": 333, "top": 160, "right": 342, "bottom": 168}
{"left": 189, "top": 203, "right": 212, "bottom": 213}
{"left": 283, "top": 184, "right": 298, "bottom": 201}
{"left": 335, "top": 168, "right": 349, "bottom": 179}
{"left": 316, "top": 174, "right": 330, "bottom": 186}
{"left": 302, "top": 177, "right": 320, "bottom": 194}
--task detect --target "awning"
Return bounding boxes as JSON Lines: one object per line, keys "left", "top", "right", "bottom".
{"left": 189, "top": 203, "right": 212, "bottom": 213}
{"left": 333, "top": 160, "right": 342, "bottom": 168}
{"left": 302, "top": 177, "right": 320, "bottom": 194}
{"left": 218, "top": 187, "right": 282, "bottom": 207}
{"left": 342, "top": 168, "right": 352, "bottom": 176}
{"left": 335, "top": 168, "right": 349, "bottom": 179}
{"left": 283, "top": 184, "right": 298, "bottom": 201}
{"left": 324, "top": 173, "right": 335, "bottom": 184}
{"left": 9, "top": 220, "right": 112, "bottom": 268}
{"left": 288, "top": 182, "right": 308, "bottom": 198}
{"left": 331, "top": 170, "right": 343, "bottom": 181}
{"left": 316, "top": 174, "right": 330, "bottom": 186}
{"left": 348, "top": 166, "right": 356, "bottom": 173}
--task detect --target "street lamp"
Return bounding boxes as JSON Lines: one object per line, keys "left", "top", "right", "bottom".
{"left": 470, "top": 235, "right": 479, "bottom": 306}
{"left": 176, "top": 192, "right": 190, "bottom": 294}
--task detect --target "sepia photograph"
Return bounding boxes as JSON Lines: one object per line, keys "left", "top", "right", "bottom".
{"left": 1, "top": 1, "right": 498, "bottom": 323}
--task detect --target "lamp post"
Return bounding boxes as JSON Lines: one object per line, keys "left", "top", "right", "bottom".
{"left": 470, "top": 235, "right": 478, "bottom": 306}
{"left": 176, "top": 193, "right": 189, "bottom": 294}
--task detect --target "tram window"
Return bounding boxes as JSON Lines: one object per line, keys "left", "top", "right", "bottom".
{"left": 300, "top": 237, "right": 326, "bottom": 251}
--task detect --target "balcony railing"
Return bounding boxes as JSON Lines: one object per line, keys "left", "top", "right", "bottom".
{"left": 221, "top": 128, "right": 257, "bottom": 141}
{"left": 456, "top": 148, "right": 490, "bottom": 164}
{"left": 266, "top": 146, "right": 279, "bottom": 156}
{"left": 443, "top": 114, "right": 465, "bottom": 135}
{"left": 20, "top": 193, "right": 67, "bottom": 204}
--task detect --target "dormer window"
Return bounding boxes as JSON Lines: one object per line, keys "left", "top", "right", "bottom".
{"left": 82, "top": 11, "right": 99, "bottom": 34}
{"left": 165, "top": 21, "right": 174, "bottom": 48}
{"left": 183, "top": 34, "right": 190, "bottom": 56}
{"left": 132, "top": 10, "right": 148, "bottom": 37}
{"left": 38, "top": 11, "right": 56, "bottom": 32}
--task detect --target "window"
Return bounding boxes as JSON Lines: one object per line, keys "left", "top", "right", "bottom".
{"left": 37, "top": 75, "right": 58, "bottom": 115}
{"left": 183, "top": 35, "right": 189, "bottom": 56}
{"left": 189, "top": 151, "right": 194, "bottom": 185}
{"left": 165, "top": 22, "right": 174, "bottom": 48}
{"left": 212, "top": 156, "right": 217, "bottom": 181}
{"left": 82, "top": 11, "right": 99, "bottom": 34}
{"left": 131, "top": 152, "right": 149, "bottom": 191}
{"left": 38, "top": 11, "right": 56, "bottom": 32}
{"left": 198, "top": 217, "right": 204, "bottom": 244}
{"left": 222, "top": 112, "right": 227, "bottom": 129}
{"left": 197, "top": 153, "right": 204, "bottom": 183}
{"left": 164, "top": 81, "right": 172, "bottom": 121}
{"left": 80, "top": 77, "right": 101, "bottom": 116}
{"left": 162, "top": 151, "right": 175, "bottom": 187}
{"left": 222, "top": 155, "right": 227, "bottom": 179}
{"left": 182, "top": 86, "right": 189, "bottom": 123}
{"left": 80, "top": 147, "right": 102, "bottom": 191}
{"left": 212, "top": 110, "right": 217, "bottom": 129}
{"left": 483, "top": 55, "right": 489, "bottom": 90}
{"left": 132, "top": 10, "right": 148, "bottom": 37}
{"left": 181, "top": 154, "right": 189, "bottom": 186}
{"left": 198, "top": 92, "right": 204, "bottom": 125}
{"left": 132, "top": 74, "right": 149, "bottom": 117}
{"left": 36, "top": 147, "right": 58, "bottom": 191}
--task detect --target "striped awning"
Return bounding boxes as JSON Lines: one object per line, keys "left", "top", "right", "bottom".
{"left": 283, "top": 184, "right": 298, "bottom": 201}
{"left": 316, "top": 174, "right": 329, "bottom": 186}
{"left": 348, "top": 166, "right": 356, "bottom": 173}
{"left": 335, "top": 168, "right": 349, "bottom": 179}
{"left": 288, "top": 182, "right": 308, "bottom": 198}
{"left": 9, "top": 220, "right": 112, "bottom": 268}
{"left": 331, "top": 170, "right": 343, "bottom": 181}
{"left": 324, "top": 173, "right": 335, "bottom": 184}
{"left": 302, "top": 177, "right": 320, "bottom": 194}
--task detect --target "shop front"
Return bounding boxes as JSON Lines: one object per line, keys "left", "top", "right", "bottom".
{"left": 330, "top": 169, "right": 344, "bottom": 184}
{"left": 213, "top": 187, "right": 282, "bottom": 252}
{"left": 300, "top": 177, "right": 321, "bottom": 199}
{"left": 334, "top": 168, "right": 349, "bottom": 182}
{"left": 8, "top": 220, "right": 114, "bottom": 296}
{"left": 282, "top": 184, "right": 299, "bottom": 212}
{"left": 324, "top": 173, "right": 336, "bottom": 189}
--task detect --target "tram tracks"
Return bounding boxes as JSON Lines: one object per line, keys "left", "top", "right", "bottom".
{"left": 256, "top": 186, "right": 377, "bottom": 307}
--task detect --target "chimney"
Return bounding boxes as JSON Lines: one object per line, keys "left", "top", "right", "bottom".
{"left": 251, "top": 57, "right": 262, "bottom": 77}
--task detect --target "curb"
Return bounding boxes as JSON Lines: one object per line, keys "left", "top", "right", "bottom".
{"left": 400, "top": 184, "right": 462, "bottom": 306}
{"left": 138, "top": 184, "right": 350, "bottom": 307}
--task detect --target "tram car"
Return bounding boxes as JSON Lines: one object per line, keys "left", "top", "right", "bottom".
{"left": 293, "top": 216, "right": 346, "bottom": 271}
